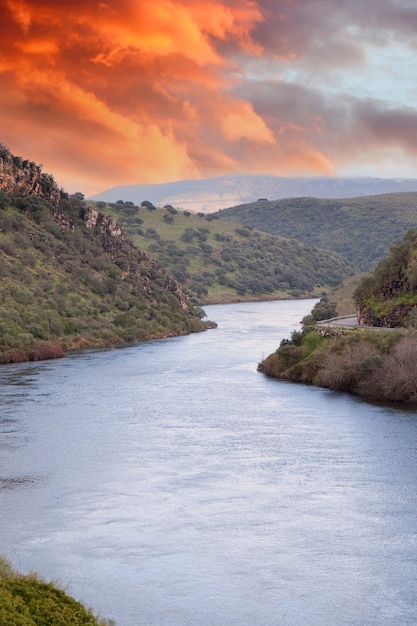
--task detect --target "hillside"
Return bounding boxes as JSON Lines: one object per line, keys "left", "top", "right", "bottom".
{"left": 0, "top": 145, "right": 211, "bottom": 363}
{"left": 97, "top": 199, "right": 354, "bottom": 303}
{"left": 354, "top": 229, "right": 417, "bottom": 328}
{"left": 216, "top": 193, "right": 417, "bottom": 271}
{"left": 90, "top": 174, "right": 417, "bottom": 213}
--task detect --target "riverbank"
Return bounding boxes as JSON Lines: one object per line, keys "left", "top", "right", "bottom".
{"left": 0, "top": 319, "right": 217, "bottom": 365}
{"left": 258, "top": 325, "right": 417, "bottom": 404}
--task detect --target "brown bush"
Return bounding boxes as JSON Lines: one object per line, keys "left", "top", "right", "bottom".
{"left": 27, "top": 342, "right": 65, "bottom": 361}
{"left": 0, "top": 342, "right": 65, "bottom": 364}
{"left": 359, "top": 336, "right": 417, "bottom": 402}
{"left": 317, "top": 339, "right": 380, "bottom": 392}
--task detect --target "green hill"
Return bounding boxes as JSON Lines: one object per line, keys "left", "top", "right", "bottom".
{"left": 215, "top": 193, "right": 417, "bottom": 271}
{"left": 98, "top": 199, "right": 354, "bottom": 303}
{"left": 0, "top": 146, "right": 210, "bottom": 363}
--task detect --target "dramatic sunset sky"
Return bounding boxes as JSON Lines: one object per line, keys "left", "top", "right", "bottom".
{"left": 1, "top": 0, "right": 417, "bottom": 195}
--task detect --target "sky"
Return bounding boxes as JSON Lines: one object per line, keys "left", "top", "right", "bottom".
{"left": 1, "top": 0, "right": 417, "bottom": 196}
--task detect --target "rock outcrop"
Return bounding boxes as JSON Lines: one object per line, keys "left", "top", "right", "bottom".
{"left": 0, "top": 144, "right": 61, "bottom": 205}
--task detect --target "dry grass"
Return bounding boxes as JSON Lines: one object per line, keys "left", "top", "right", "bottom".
{"left": 359, "top": 336, "right": 417, "bottom": 402}
{"left": 317, "top": 339, "right": 381, "bottom": 392}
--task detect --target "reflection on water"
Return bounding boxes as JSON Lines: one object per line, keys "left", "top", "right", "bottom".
{"left": 0, "top": 299, "right": 417, "bottom": 626}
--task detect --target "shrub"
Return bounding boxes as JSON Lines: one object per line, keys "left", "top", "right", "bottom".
{"left": 359, "top": 336, "right": 417, "bottom": 402}
{"left": 302, "top": 330, "right": 324, "bottom": 355}
{"left": 316, "top": 338, "right": 380, "bottom": 392}
{"left": 141, "top": 200, "right": 156, "bottom": 210}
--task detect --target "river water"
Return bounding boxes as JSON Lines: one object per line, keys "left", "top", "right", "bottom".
{"left": 1, "top": 299, "right": 417, "bottom": 625}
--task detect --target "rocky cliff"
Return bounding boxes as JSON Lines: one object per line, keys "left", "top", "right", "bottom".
{"left": 0, "top": 143, "right": 61, "bottom": 205}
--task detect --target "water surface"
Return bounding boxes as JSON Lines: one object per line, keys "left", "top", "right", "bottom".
{"left": 1, "top": 299, "right": 417, "bottom": 625}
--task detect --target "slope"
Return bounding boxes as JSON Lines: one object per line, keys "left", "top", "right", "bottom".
{"left": 97, "top": 199, "right": 354, "bottom": 303}
{"left": 0, "top": 146, "right": 210, "bottom": 363}
{"left": 216, "top": 193, "right": 417, "bottom": 271}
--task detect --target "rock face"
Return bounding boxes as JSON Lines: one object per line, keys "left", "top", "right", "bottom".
{"left": 82, "top": 206, "right": 123, "bottom": 237}
{"left": 357, "top": 301, "right": 414, "bottom": 327}
{"left": 0, "top": 144, "right": 61, "bottom": 205}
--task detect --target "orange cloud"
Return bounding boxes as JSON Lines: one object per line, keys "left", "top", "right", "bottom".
{"left": 1, "top": 0, "right": 416, "bottom": 194}
{"left": 221, "top": 101, "right": 275, "bottom": 143}
{"left": 0, "top": 0, "right": 274, "bottom": 193}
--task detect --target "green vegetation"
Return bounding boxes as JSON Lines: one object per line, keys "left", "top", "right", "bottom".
{"left": 0, "top": 187, "right": 210, "bottom": 364}
{"left": 259, "top": 230, "right": 417, "bottom": 403}
{"left": 326, "top": 274, "right": 365, "bottom": 316}
{"left": 98, "top": 199, "right": 353, "bottom": 303}
{"left": 259, "top": 325, "right": 417, "bottom": 403}
{"left": 0, "top": 557, "right": 113, "bottom": 625}
{"left": 354, "top": 229, "right": 417, "bottom": 327}
{"left": 216, "top": 193, "right": 417, "bottom": 272}
{"left": 301, "top": 296, "right": 337, "bottom": 326}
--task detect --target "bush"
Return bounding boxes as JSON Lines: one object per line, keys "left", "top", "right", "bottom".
{"left": 317, "top": 339, "right": 380, "bottom": 392}
{"left": 359, "top": 336, "right": 417, "bottom": 402}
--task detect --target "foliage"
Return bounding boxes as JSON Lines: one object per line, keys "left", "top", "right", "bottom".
{"left": 100, "top": 200, "right": 354, "bottom": 303}
{"left": 0, "top": 557, "right": 113, "bottom": 625}
{"left": 216, "top": 193, "right": 417, "bottom": 272}
{"left": 0, "top": 184, "right": 210, "bottom": 363}
{"left": 354, "top": 229, "right": 417, "bottom": 327}
{"left": 260, "top": 233, "right": 417, "bottom": 403}
{"left": 301, "top": 296, "right": 337, "bottom": 326}
{"left": 258, "top": 323, "right": 417, "bottom": 403}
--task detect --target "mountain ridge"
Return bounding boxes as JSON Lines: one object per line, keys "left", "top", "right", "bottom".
{"left": 90, "top": 174, "right": 417, "bottom": 213}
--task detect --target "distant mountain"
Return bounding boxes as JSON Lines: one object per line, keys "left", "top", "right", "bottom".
{"left": 90, "top": 174, "right": 417, "bottom": 213}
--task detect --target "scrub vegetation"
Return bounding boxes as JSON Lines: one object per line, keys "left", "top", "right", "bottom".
{"left": 0, "top": 186, "right": 210, "bottom": 364}
{"left": 216, "top": 193, "right": 417, "bottom": 272}
{"left": 259, "top": 232, "right": 417, "bottom": 403}
{"left": 0, "top": 557, "right": 113, "bottom": 625}
{"left": 99, "top": 199, "right": 353, "bottom": 303}
{"left": 259, "top": 325, "right": 417, "bottom": 403}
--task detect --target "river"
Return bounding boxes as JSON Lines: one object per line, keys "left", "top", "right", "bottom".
{"left": 1, "top": 299, "right": 417, "bottom": 625}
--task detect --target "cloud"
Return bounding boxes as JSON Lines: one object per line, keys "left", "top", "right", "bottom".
{"left": 0, "top": 0, "right": 416, "bottom": 194}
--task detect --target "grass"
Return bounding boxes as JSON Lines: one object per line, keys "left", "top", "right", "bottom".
{"left": 98, "top": 200, "right": 353, "bottom": 303}
{"left": 0, "top": 557, "right": 113, "bottom": 625}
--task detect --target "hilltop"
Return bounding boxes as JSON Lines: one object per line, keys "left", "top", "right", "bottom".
{"left": 216, "top": 193, "right": 417, "bottom": 272}
{"left": 90, "top": 174, "right": 417, "bottom": 214}
{"left": 0, "top": 145, "right": 211, "bottom": 363}
{"left": 97, "top": 199, "right": 354, "bottom": 303}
